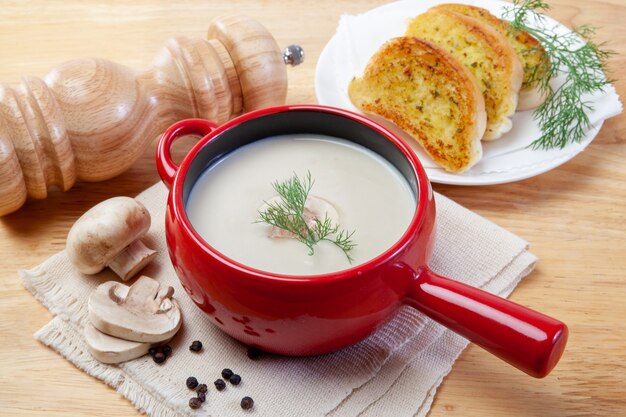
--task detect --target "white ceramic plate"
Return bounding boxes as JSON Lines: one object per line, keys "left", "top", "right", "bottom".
{"left": 315, "top": 0, "right": 620, "bottom": 185}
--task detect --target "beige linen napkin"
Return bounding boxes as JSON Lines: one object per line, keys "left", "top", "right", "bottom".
{"left": 20, "top": 182, "right": 537, "bottom": 417}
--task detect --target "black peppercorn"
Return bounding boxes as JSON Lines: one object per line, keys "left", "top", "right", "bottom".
{"left": 197, "top": 391, "right": 206, "bottom": 403}
{"left": 247, "top": 347, "right": 261, "bottom": 360}
{"left": 214, "top": 378, "right": 226, "bottom": 391}
{"left": 186, "top": 376, "right": 199, "bottom": 390}
{"left": 221, "top": 368, "right": 234, "bottom": 380}
{"left": 229, "top": 374, "right": 242, "bottom": 386}
{"left": 197, "top": 383, "right": 208, "bottom": 394}
{"left": 240, "top": 396, "right": 254, "bottom": 410}
{"left": 161, "top": 344, "right": 172, "bottom": 357}
{"left": 189, "top": 397, "right": 202, "bottom": 409}
{"left": 189, "top": 340, "right": 203, "bottom": 352}
{"left": 153, "top": 351, "right": 166, "bottom": 364}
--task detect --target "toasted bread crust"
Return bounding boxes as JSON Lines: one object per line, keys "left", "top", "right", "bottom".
{"left": 433, "top": 3, "right": 549, "bottom": 110}
{"left": 406, "top": 8, "right": 523, "bottom": 139}
{"left": 348, "top": 37, "right": 485, "bottom": 173}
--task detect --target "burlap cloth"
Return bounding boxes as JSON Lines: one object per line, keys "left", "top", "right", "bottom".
{"left": 20, "top": 182, "right": 537, "bottom": 417}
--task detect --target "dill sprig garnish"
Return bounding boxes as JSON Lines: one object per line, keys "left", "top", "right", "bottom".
{"left": 257, "top": 171, "right": 356, "bottom": 262}
{"left": 503, "top": 0, "right": 615, "bottom": 149}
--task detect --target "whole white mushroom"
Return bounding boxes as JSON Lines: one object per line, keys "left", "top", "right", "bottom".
{"left": 66, "top": 196, "right": 157, "bottom": 281}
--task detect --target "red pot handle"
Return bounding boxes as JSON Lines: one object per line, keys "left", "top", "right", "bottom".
{"left": 156, "top": 118, "right": 218, "bottom": 188}
{"left": 407, "top": 268, "right": 568, "bottom": 378}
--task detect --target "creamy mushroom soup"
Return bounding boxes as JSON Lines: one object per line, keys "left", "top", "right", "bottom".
{"left": 186, "top": 134, "right": 415, "bottom": 275}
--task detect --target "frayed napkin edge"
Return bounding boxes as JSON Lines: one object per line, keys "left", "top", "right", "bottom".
{"left": 35, "top": 317, "right": 190, "bottom": 417}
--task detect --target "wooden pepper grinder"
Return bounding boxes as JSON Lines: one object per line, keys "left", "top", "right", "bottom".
{"left": 0, "top": 14, "right": 304, "bottom": 217}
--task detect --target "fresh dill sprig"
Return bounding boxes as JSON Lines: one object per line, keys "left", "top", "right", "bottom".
{"left": 257, "top": 171, "right": 356, "bottom": 262}
{"left": 503, "top": 0, "right": 615, "bottom": 150}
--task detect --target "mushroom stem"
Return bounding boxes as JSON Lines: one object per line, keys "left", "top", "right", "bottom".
{"left": 108, "top": 240, "right": 157, "bottom": 281}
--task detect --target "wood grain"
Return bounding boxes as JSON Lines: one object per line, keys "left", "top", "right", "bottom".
{"left": 0, "top": 13, "right": 287, "bottom": 216}
{"left": 0, "top": 1, "right": 624, "bottom": 416}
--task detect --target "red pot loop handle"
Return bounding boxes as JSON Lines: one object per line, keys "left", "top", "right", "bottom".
{"left": 156, "top": 119, "right": 218, "bottom": 188}
{"left": 407, "top": 268, "right": 568, "bottom": 378}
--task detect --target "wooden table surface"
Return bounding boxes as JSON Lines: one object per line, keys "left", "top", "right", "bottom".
{"left": 0, "top": 1, "right": 624, "bottom": 416}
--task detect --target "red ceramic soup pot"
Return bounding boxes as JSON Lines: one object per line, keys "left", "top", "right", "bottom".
{"left": 156, "top": 104, "right": 568, "bottom": 378}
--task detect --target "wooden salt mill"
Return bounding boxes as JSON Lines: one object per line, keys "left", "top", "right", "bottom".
{"left": 0, "top": 15, "right": 304, "bottom": 217}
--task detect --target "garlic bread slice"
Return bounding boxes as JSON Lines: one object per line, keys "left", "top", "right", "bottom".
{"left": 348, "top": 37, "right": 485, "bottom": 173}
{"left": 406, "top": 8, "right": 523, "bottom": 139}
{"left": 433, "top": 3, "right": 549, "bottom": 111}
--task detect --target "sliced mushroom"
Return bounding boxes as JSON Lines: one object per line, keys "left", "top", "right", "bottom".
{"left": 88, "top": 276, "right": 182, "bottom": 343}
{"left": 84, "top": 324, "right": 174, "bottom": 364}
{"left": 66, "top": 196, "right": 157, "bottom": 281}
{"left": 84, "top": 323, "right": 152, "bottom": 364}
{"left": 260, "top": 195, "right": 340, "bottom": 238}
